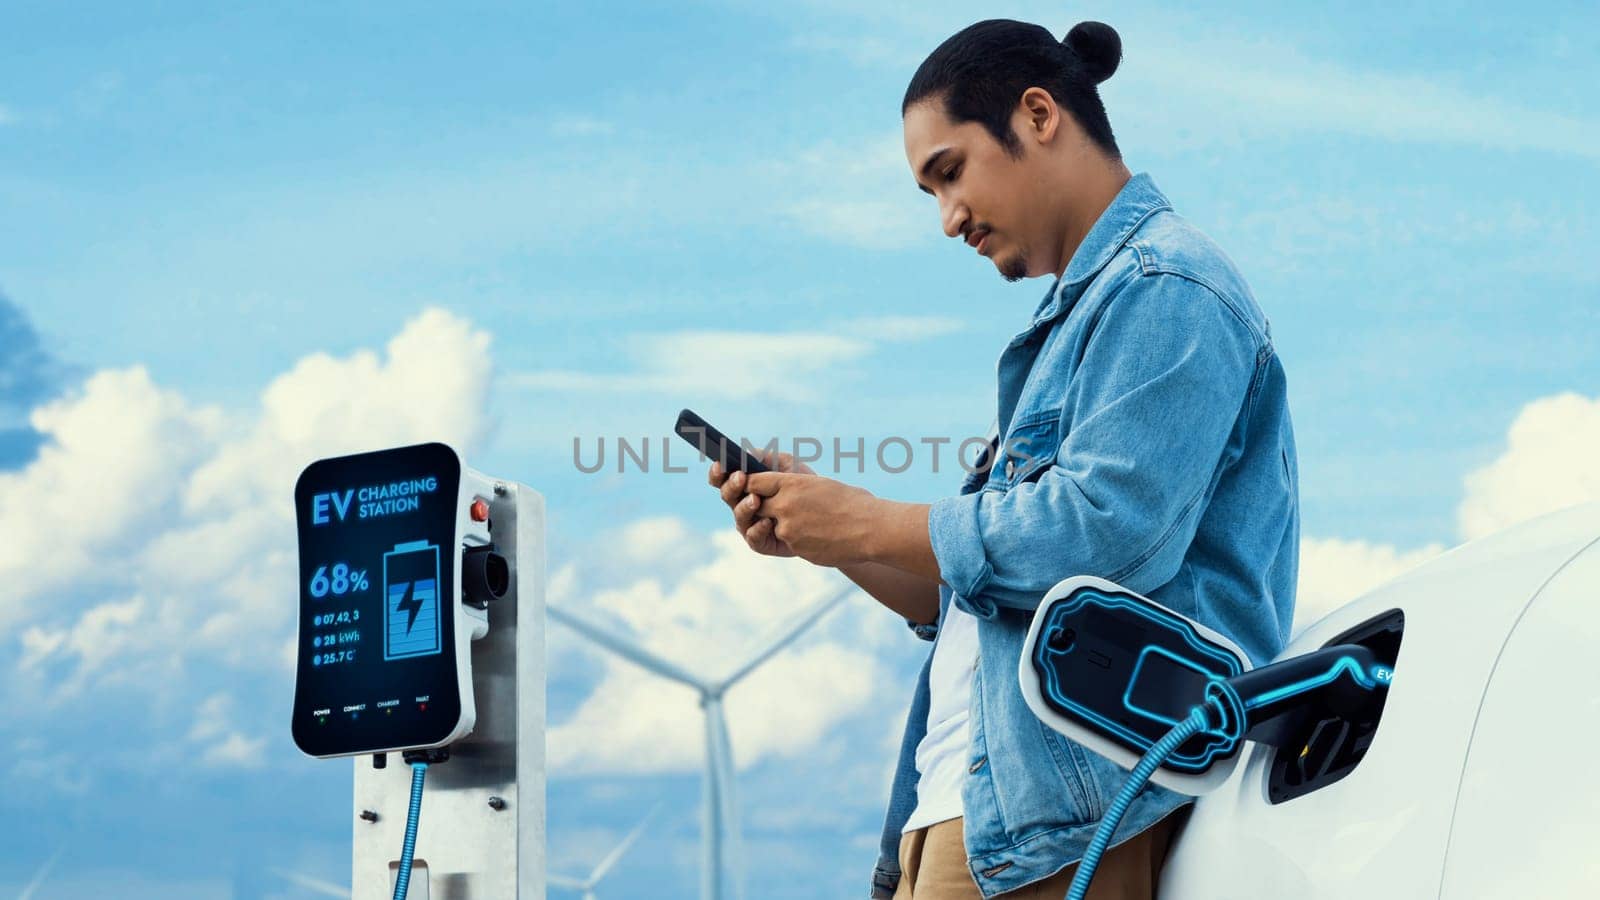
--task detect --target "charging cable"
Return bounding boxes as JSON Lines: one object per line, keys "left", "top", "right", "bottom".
{"left": 1066, "top": 704, "right": 1215, "bottom": 900}
{"left": 392, "top": 761, "right": 428, "bottom": 900}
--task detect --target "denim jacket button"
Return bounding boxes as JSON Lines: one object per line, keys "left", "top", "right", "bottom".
{"left": 1004, "top": 460, "right": 1015, "bottom": 479}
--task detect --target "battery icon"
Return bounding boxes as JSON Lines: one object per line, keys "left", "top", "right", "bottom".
{"left": 384, "top": 540, "right": 443, "bottom": 660}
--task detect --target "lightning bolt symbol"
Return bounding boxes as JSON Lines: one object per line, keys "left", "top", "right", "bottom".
{"left": 395, "top": 580, "right": 424, "bottom": 634}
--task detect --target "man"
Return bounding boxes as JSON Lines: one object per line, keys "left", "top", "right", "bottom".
{"left": 707, "top": 18, "right": 1298, "bottom": 899}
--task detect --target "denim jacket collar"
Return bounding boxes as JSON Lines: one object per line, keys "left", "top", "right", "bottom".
{"left": 1013, "top": 172, "right": 1173, "bottom": 347}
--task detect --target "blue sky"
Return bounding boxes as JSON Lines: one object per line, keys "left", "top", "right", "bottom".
{"left": 1, "top": 2, "right": 1597, "bottom": 897}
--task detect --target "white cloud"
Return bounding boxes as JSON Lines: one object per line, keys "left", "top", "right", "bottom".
{"left": 0, "top": 368, "right": 223, "bottom": 625}
{"left": 199, "top": 731, "right": 267, "bottom": 768}
{"left": 787, "top": 33, "right": 921, "bottom": 70}
{"left": 615, "top": 515, "right": 699, "bottom": 570}
{"left": 1293, "top": 537, "right": 1445, "bottom": 635}
{"left": 507, "top": 328, "right": 871, "bottom": 402}
{"left": 1457, "top": 392, "right": 1600, "bottom": 541}
{"left": 1294, "top": 390, "right": 1600, "bottom": 634}
{"left": 186, "top": 306, "right": 491, "bottom": 512}
{"left": 770, "top": 135, "right": 929, "bottom": 250}
{"left": 505, "top": 317, "right": 962, "bottom": 402}
{"left": 3, "top": 308, "right": 494, "bottom": 705}
{"left": 786, "top": 4, "right": 1600, "bottom": 161}
{"left": 547, "top": 526, "right": 900, "bottom": 776}
{"left": 549, "top": 116, "right": 616, "bottom": 138}
{"left": 837, "top": 315, "right": 964, "bottom": 342}
{"left": 184, "top": 692, "right": 267, "bottom": 769}
{"left": 1125, "top": 33, "right": 1600, "bottom": 161}
{"left": 187, "top": 693, "right": 234, "bottom": 743}
{"left": 17, "top": 596, "right": 155, "bottom": 699}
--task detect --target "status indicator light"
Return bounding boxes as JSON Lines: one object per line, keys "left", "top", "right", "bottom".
{"left": 470, "top": 497, "right": 489, "bottom": 522}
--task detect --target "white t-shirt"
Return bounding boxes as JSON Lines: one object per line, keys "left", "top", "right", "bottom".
{"left": 902, "top": 600, "right": 981, "bottom": 833}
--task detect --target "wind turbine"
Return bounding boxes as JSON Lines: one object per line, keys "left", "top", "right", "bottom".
{"left": 548, "top": 581, "right": 856, "bottom": 900}
{"left": 547, "top": 803, "right": 661, "bottom": 900}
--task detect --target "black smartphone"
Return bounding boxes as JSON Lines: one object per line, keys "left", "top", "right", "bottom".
{"left": 674, "top": 408, "right": 771, "bottom": 475}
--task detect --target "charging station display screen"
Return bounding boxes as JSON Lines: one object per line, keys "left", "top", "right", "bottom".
{"left": 292, "top": 442, "right": 463, "bottom": 757}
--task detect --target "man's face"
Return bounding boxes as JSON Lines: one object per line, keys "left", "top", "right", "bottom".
{"left": 903, "top": 97, "right": 1049, "bottom": 282}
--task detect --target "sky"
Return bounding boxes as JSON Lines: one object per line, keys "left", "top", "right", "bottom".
{"left": 1, "top": 1, "right": 1597, "bottom": 897}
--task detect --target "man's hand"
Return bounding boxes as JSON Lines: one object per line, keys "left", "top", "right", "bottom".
{"left": 708, "top": 450, "right": 813, "bottom": 558}
{"left": 710, "top": 449, "right": 941, "bottom": 582}
{"left": 742, "top": 468, "right": 880, "bottom": 568}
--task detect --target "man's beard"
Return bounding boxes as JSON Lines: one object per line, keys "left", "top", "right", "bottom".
{"left": 999, "top": 250, "right": 1029, "bottom": 282}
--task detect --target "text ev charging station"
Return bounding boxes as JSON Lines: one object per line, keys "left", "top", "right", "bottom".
{"left": 293, "top": 442, "right": 547, "bottom": 899}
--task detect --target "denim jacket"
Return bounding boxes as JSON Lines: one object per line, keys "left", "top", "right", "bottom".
{"left": 870, "top": 173, "right": 1299, "bottom": 898}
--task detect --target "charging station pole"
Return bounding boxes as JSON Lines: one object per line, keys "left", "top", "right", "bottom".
{"left": 349, "top": 478, "right": 546, "bottom": 899}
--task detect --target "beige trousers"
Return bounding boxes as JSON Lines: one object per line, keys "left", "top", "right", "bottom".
{"left": 892, "top": 812, "right": 1183, "bottom": 900}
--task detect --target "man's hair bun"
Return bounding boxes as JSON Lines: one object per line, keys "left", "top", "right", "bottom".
{"left": 1063, "top": 21, "right": 1121, "bottom": 84}
{"left": 904, "top": 18, "right": 1126, "bottom": 158}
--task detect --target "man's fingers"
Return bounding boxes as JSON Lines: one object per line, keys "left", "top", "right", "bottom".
{"left": 733, "top": 493, "right": 762, "bottom": 531}
{"left": 719, "top": 469, "right": 747, "bottom": 507}
{"left": 708, "top": 461, "right": 724, "bottom": 488}
{"left": 745, "top": 471, "right": 783, "bottom": 497}
{"left": 746, "top": 516, "right": 774, "bottom": 549}
{"left": 762, "top": 450, "right": 802, "bottom": 475}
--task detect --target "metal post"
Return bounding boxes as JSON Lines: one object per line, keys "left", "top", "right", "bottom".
{"left": 351, "top": 480, "right": 546, "bottom": 899}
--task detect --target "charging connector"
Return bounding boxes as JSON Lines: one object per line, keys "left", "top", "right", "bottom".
{"left": 1064, "top": 648, "right": 1393, "bottom": 898}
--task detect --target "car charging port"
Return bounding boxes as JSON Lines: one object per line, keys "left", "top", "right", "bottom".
{"left": 1267, "top": 608, "right": 1404, "bottom": 804}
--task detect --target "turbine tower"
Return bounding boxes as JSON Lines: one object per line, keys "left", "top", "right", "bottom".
{"left": 547, "top": 804, "right": 661, "bottom": 900}
{"left": 548, "top": 581, "right": 856, "bottom": 900}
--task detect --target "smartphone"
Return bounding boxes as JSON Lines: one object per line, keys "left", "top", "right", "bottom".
{"left": 674, "top": 408, "right": 771, "bottom": 474}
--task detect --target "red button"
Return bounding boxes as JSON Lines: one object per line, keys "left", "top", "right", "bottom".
{"left": 470, "top": 498, "right": 489, "bottom": 522}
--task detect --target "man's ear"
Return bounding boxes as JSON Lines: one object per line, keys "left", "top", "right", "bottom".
{"left": 1019, "top": 87, "right": 1062, "bottom": 145}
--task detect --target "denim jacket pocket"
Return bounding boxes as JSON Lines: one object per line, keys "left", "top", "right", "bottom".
{"left": 1001, "top": 412, "right": 1061, "bottom": 488}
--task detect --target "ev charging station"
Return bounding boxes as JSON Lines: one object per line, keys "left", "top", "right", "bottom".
{"left": 292, "top": 442, "right": 547, "bottom": 899}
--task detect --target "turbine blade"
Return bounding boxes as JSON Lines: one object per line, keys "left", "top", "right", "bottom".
{"left": 722, "top": 583, "right": 855, "bottom": 688}
{"left": 590, "top": 801, "right": 663, "bottom": 882}
{"left": 546, "top": 872, "right": 589, "bottom": 890}
{"left": 268, "top": 866, "right": 351, "bottom": 898}
{"left": 548, "top": 603, "right": 709, "bottom": 688}
{"left": 18, "top": 845, "right": 64, "bottom": 900}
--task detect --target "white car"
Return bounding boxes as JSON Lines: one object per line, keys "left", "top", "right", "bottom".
{"left": 1026, "top": 503, "right": 1600, "bottom": 898}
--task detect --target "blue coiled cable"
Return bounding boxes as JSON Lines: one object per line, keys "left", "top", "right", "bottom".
{"left": 393, "top": 761, "right": 428, "bottom": 900}
{"left": 1066, "top": 704, "right": 1214, "bottom": 900}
